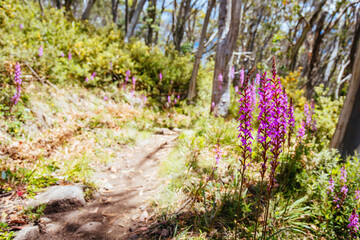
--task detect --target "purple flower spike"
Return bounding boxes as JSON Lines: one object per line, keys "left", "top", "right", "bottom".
{"left": 68, "top": 52, "right": 72, "bottom": 61}
{"left": 103, "top": 96, "right": 108, "bottom": 101}
{"left": 304, "top": 102, "right": 311, "bottom": 126}
{"left": 211, "top": 102, "right": 215, "bottom": 109}
{"left": 348, "top": 209, "right": 359, "bottom": 236}
{"left": 255, "top": 73, "right": 260, "bottom": 85}
{"left": 231, "top": 66, "right": 235, "bottom": 80}
{"left": 297, "top": 120, "right": 305, "bottom": 140}
{"left": 168, "top": 96, "right": 171, "bottom": 104}
{"left": 159, "top": 72, "right": 163, "bottom": 80}
{"left": 11, "top": 62, "right": 22, "bottom": 105}
{"left": 237, "top": 75, "right": 254, "bottom": 172}
{"left": 340, "top": 166, "right": 347, "bottom": 183}
{"left": 132, "top": 76, "right": 136, "bottom": 85}
{"left": 327, "top": 177, "right": 335, "bottom": 193}
{"left": 110, "top": 62, "right": 113, "bottom": 70}
{"left": 19, "top": 24, "right": 24, "bottom": 29}
{"left": 177, "top": 94, "right": 180, "bottom": 99}
{"left": 85, "top": 77, "right": 89, "bottom": 82}
{"left": 240, "top": 68, "right": 245, "bottom": 87}
{"left": 38, "top": 46, "right": 43, "bottom": 57}
{"left": 215, "top": 143, "right": 222, "bottom": 165}
{"left": 257, "top": 72, "right": 273, "bottom": 177}
{"left": 235, "top": 85, "right": 239, "bottom": 94}
{"left": 60, "top": 52, "right": 65, "bottom": 57}
{"left": 268, "top": 58, "right": 289, "bottom": 192}
{"left": 174, "top": 99, "right": 177, "bottom": 104}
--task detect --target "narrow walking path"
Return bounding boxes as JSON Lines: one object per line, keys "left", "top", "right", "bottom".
{"left": 36, "top": 130, "right": 178, "bottom": 240}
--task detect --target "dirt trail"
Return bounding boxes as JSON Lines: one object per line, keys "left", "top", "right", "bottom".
{"left": 39, "top": 131, "right": 178, "bottom": 240}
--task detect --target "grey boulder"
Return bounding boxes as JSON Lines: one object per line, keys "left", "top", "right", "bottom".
{"left": 14, "top": 226, "right": 39, "bottom": 240}
{"left": 26, "top": 185, "right": 85, "bottom": 214}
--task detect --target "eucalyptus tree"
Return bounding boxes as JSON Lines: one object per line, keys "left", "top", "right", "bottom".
{"left": 211, "top": 0, "right": 242, "bottom": 116}
{"left": 331, "top": 27, "right": 360, "bottom": 155}
{"left": 125, "top": 0, "right": 147, "bottom": 42}
{"left": 188, "top": 0, "right": 216, "bottom": 101}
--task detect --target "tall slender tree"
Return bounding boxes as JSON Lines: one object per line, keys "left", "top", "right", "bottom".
{"left": 81, "top": 0, "right": 97, "bottom": 20}
{"left": 125, "top": 0, "right": 146, "bottom": 42}
{"left": 188, "top": 0, "right": 216, "bottom": 101}
{"left": 330, "top": 30, "right": 360, "bottom": 155}
{"left": 146, "top": 0, "right": 157, "bottom": 46}
{"left": 111, "top": 0, "right": 120, "bottom": 24}
{"left": 211, "top": 0, "right": 242, "bottom": 117}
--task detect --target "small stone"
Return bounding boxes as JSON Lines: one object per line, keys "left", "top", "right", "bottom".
{"left": 128, "top": 234, "right": 139, "bottom": 240}
{"left": 150, "top": 228, "right": 159, "bottom": 235}
{"left": 139, "top": 210, "right": 148, "bottom": 222}
{"left": 129, "top": 224, "right": 137, "bottom": 232}
{"left": 46, "top": 223, "right": 62, "bottom": 234}
{"left": 109, "top": 166, "right": 117, "bottom": 173}
{"left": 161, "top": 228, "right": 169, "bottom": 237}
{"left": 39, "top": 217, "right": 52, "bottom": 224}
{"left": 131, "top": 213, "right": 139, "bottom": 221}
{"left": 76, "top": 222, "right": 102, "bottom": 234}
{"left": 26, "top": 185, "right": 85, "bottom": 214}
{"left": 14, "top": 225, "right": 39, "bottom": 240}
{"left": 102, "top": 183, "right": 113, "bottom": 190}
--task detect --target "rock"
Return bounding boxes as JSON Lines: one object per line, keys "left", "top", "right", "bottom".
{"left": 14, "top": 225, "right": 39, "bottom": 240}
{"left": 172, "top": 128, "right": 182, "bottom": 132}
{"left": 155, "top": 128, "right": 174, "bottom": 135}
{"left": 161, "top": 228, "right": 169, "bottom": 237}
{"left": 45, "top": 223, "right": 62, "bottom": 234}
{"left": 139, "top": 210, "right": 148, "bottom": 222}
{"left": 102, "top": 183, "right": 113, "bottom": 190}
{"left": 26, "top": 185, "right": 85, "bottom": 214}
{"left": 128, "top": 234, "right": 139, "bottom": 240}
{"left": 129, "top": 224, "right": 137, "bottom": 232}
{"left": 131, "top": 213, "right": 139, "bottom": 221}
{"left": 39, "top": 217, "right": 52, "bottom": 224}
{"left": 76, "top": 222, "right": 102, "bottom": 234}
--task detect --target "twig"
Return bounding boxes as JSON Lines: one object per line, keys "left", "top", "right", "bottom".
{"left": 22, "top": 61, "right": 45, "bottom": 85}
{"left": 174, "top": 197, "right": 193, "bottom": 215}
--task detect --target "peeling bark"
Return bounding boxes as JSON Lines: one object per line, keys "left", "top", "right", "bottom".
{"left": 187, "top": 0, "right": 216, "bottom": 101}
{"left": 330, "top": 37, "right": 360, "bottom": 155}
{"left": 211, "top": 0, "right": 242, "bottom": 117}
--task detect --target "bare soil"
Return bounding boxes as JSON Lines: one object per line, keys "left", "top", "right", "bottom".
{"left": 38, "top": 130, "right": 178, "bottom": 240}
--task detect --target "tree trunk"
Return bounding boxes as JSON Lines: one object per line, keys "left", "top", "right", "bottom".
{"left": 81, "top": 0, "right": 97, "bottom": 20}
{"left": 154, "top": 0, "right": 166, "bottom": 45}
{"left": 330, "top": 35, "right": 360, "bottom": 155}
{"left": 211, "top": 0, "right": 242, "bottom": 117}
{"left": 305, "top": 12, "right": 326, "bottom": 99}
{"left": 64, "top": 0, "right": 73, "bottom": 14}
{"left": 111, "top": 0, "right": 119, "bottom": 24}
{"left": 187, "top": 0, "right": 216, "bottom": 101}
{"left": 349, "top": 12, "right": 360, "bottom": 72}
{"left": 53, "top": 0, "right": 61, "bottom": 9}
{"left": 125, "top": 0, "right": 128, "bottom": 33}
{"left": 173, "top": 0, "right": 192, "bottom": 52}
{"left": 323, "top": 36, "right": 340, "bottom": 87}
{"left": 125, "top": 0, "right": 146, "bottom": 42}
{"left": 38, "top": 0, "right": 44, "bottom": 14}
{"left": 289, "top": 0, "right": 327, "bottom": 71}
{"left": 146, "top": 0, "right": 157, "bottom": 46}
{"left": 129, "top": 0, "right": 138, "bottom": 23}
